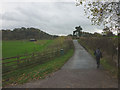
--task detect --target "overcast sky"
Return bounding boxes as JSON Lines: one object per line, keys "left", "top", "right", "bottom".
{"left": 0, "top": 1, "right": 104, "bottom": 36}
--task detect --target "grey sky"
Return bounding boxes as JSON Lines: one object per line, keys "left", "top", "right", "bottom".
{"left": 0, "top": 2, "right": 103, "bottom": 36}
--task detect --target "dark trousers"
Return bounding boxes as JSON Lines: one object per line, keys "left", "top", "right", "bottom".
{"left": 96, "top": 57, "right": 100, "bottom": 66}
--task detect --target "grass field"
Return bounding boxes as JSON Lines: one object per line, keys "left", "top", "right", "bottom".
{"left": 2, "top": 40, "right": 53, "bottom": 58}
{"left": 2, "top": 37, "right": 74, "bottom": 87}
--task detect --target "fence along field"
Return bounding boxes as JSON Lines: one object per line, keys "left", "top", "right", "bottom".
{"left": 2, "top": 36, "right": 74, "bottom": 86}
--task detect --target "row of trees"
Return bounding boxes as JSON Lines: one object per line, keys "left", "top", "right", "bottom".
{"left": 72, "top": 31, "right": 116, "bottom": 37}
{"left": 2, "top": 27, "right": 58, "bottom": 40}
{"left": 71, "top": 25, "right": 116, "bottom": 38}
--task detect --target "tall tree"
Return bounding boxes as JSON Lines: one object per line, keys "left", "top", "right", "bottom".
{"left": 76, "top": 0, "right": 120, "bottom": 33}
{"left": 73, "top": 26, "right": 83, "bottom": 37}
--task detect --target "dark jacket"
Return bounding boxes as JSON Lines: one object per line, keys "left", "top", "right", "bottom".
{"left": 94, "top": 49, "right": 102, "bottom": 59}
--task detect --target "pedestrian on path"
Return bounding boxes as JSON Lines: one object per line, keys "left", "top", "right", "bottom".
{"left": 94, "top": 48, "right": 102, "bottom": 68}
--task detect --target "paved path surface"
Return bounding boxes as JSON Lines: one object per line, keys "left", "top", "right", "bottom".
{"left": 8, "top": 40, "right": 118, "bottom": 88}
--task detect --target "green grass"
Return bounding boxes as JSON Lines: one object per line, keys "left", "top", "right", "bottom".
{"left": 2, "top": 40, "right": 53, "bottom": 58}
{"left": 100, "top": 58, "right": 118, "bottom": 77}
{"left": 3, "top": 49, "right": 74, "bottom": 87}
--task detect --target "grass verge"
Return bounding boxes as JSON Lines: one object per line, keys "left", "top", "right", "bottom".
{"left": 78, "top": 40, "right": 117, "bottom": 78}
{"left": 3, "top": 49, "right": 74, "bottom": 87}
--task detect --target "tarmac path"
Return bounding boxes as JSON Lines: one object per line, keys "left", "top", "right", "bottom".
{"left": 8, "top": 40, "right": 118, "bottom": 88}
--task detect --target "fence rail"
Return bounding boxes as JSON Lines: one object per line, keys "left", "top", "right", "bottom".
{"left": 2, "top": 40, "right": 74, "bottom": 76}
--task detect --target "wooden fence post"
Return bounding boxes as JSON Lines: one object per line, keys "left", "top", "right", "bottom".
{"left": 17, "top": 56, "right": 20, "bottom": 66}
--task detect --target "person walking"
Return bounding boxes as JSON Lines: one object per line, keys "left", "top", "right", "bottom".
{"left": 94, "top": 48, "right": 102, "bottom": 68}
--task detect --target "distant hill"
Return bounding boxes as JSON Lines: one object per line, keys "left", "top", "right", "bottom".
{"left": 2, "top": 27, "right": 58, "bottom": 40}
